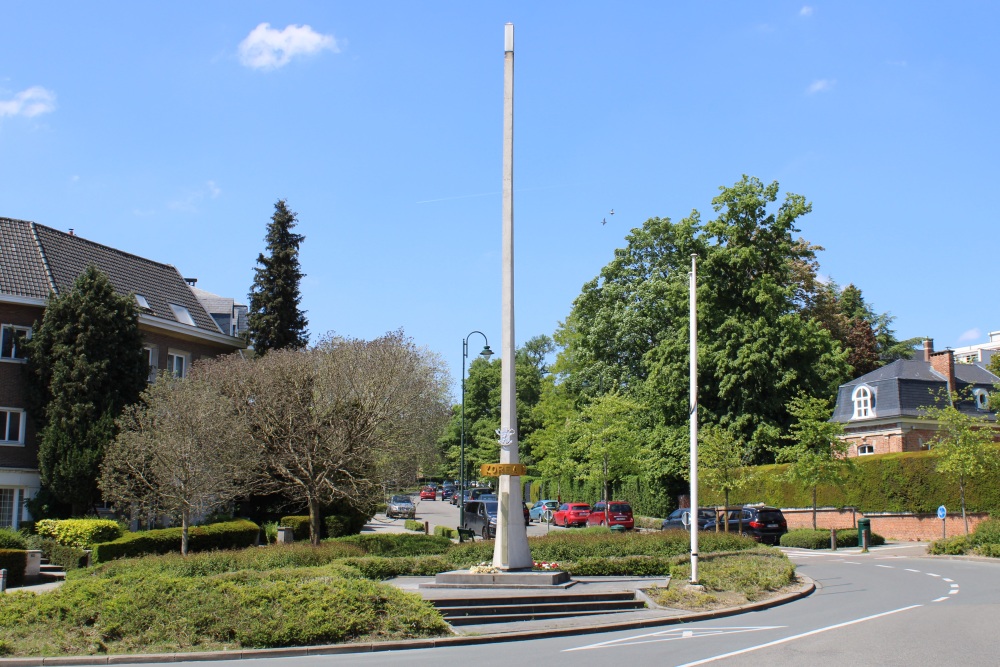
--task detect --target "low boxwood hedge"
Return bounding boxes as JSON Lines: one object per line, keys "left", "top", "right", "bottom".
{"left": 331, "top": 533, "right": 452, "bottom": 557}
{"left": 434, "top": 526, "right": 457, "bottom": 539}
{"left": 278, "top": 516, "right": 312, "bottom": 541}
{"left": 404, "top": 519, "right": 424, "bottom": 532}
{"left": 928, "top": 517, "right": 1000, "bottom": 556}
{"left": 0, "top": 549, "right": 26, "bottom": 587}
{"left": 780, "top": 528, "right": 886, "bottom": 549}
{"left": 0, "top": 528, "right": 27, "bottom": 550}
{"left": 92, "top": 519, "right": 260, "bottom": 562}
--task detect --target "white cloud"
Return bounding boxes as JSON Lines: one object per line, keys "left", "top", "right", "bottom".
{"left": 958, "top": 328, "right": 981, "bottom": 343}
{"left": 806, "top": 79, "right": 835, "bottom": 94}
{"left": 168, "top": 181, "right": 223, "bottom": 213}
{"left": 207, "top": 180, "right": 221, "bottom": 198}
{"left": 0, "top": 86, "right": 56, "bottom": 118}
{"left": 238, "top": 23, "right": 338, "bottom": 70}
{"left": 800, "top": 6, "right": 814, "bottom": 17}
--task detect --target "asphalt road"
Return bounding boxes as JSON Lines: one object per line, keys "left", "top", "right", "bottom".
{"left": 137, "top": 542, "right": 1000, "bottom": 667}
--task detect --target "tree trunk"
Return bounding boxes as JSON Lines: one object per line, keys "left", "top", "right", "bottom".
{"left": 181, "top": 510, "right": 190, "bottom": 556}
{"left": 812, "top": 486, "right": 818, "bottom": 531}
{"left": 960, "top": 474, "right": 968, "bottom": 535}
{"left": 603, "top": 453, "right": 609, "bottom": 525}
{"left": 723, "top": 490, "right": 730, "bottom": 533}
{"left": 309, "top": 498, "right": 322, "bottom": 546}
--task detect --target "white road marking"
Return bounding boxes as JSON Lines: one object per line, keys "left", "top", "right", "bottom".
{"left": 949, "top": 589, "right": 959, "bottom": 595}
{"left": 905, "top": 568, "right": 921, "bottom": 573}
{"left": 951, "top": 584, "right": 959, "bottom": 588}
{"left": 943, "top": 578, "right": 954, "bottom": 582}
{"left": 926, "top": 573, "right": 940, "bottom": 578}
{"left": 843, "top": 561, "right": 861, "bottom": 565}
{"left": 933, "top": 597, "right": 950, "bottom": 602}
{"left": 563, "top": 626, "right": 784, "bottom": 652}
{"left": 669, "top": 606, "right": 923, "bottom": 666}
{"left": 875, "top": 564, "right": 894, "bottom": 569}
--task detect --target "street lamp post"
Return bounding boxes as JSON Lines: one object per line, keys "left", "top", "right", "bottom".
{"left": 460, "top": 331, "right": 493, "bottom": 530}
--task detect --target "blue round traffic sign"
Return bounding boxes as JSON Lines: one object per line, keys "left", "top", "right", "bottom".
{"left": 937, "top": 505, "right": 947, "bottom": 520}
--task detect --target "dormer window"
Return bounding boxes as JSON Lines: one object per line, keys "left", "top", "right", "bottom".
{"left": 973, "top": 389, "right": 990, "bottom": 411}
{"left": 169, "top": 304, "right": 196, "bottom": 326}
{"left": 852, "top": 385, "right": 875, "bottom": 419}
{"left": 135, "top": 294, "right": 151, "bottom": 311}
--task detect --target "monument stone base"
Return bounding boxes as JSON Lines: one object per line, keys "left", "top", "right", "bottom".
{"left": 423, "top": 569, "right": 573, "bottom": 589}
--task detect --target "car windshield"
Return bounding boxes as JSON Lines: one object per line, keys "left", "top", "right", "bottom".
{"left": 570, "top": 504, "right": 590, "bottom": 511}
{"left": 482, "top": 501, "right": 498, "bottom": 516}
{"left": 609, "top": 503, "right": 632, "bottom": 513}
{"left": 390, "top": 496, "right": 410, "bottom": 503}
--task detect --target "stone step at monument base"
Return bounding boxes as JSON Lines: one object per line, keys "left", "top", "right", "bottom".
{"left": 425, "top": 569, "right": 571, "bottom": 589}
{"left": 431, "top": 590, "right": 646, "bottom": 625}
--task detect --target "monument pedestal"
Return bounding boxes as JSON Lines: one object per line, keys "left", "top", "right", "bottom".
{"left": 423, "top": 569, "right": 573, "bottom": 589}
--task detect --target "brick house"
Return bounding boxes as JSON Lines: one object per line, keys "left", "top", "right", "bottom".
{"left": 0, "top": 217, "right": 246, "bottom": 528}
{"left": 831, "top": 339, "right": 999, "bottom": 457}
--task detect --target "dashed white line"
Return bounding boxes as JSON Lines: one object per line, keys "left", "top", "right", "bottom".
{"left": 875, "top": 564, "right": 894, "bottom": 569}
{"left": 905, "top": 568, "right": 921, "bottom": 573}
{"left": 949, "top": 589, "right": 959, "bottom": 595}
{"left": 926, "top": 573, "right": 941, "bottom": 578}
{"left": 943, "top": 578, "right": 954, "bottom": 582}
{"left": 933, "top": 597, "right": 950, "bottom": 602}
{"left": 951, "top": 584, "right": 959, "bottom": 588}
{"left": 844, "top": 561, "right": 861, "bottom": 565}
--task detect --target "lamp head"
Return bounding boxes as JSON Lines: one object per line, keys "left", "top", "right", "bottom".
{"left": 480, "top": 345, "right": 494, "bottom": 359}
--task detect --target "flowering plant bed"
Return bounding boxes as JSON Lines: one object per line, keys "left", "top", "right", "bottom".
{"left": 533, "top": 561, "right": 561, "bottom": 571}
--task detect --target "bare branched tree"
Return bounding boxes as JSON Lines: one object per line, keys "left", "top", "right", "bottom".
{"left": 206, "top": 330, "right": 450, "bottom": 545}
{"left": 100, "top": 372, "right": 260, "bottom": 555}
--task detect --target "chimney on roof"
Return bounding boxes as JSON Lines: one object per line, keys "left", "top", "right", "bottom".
{"left": 929, "top": 349, "right": 956, "bottom": 396}
{"left": 185, "top": 277, "right": 197, "bottom": 286}
{"left": 922, "top": 339, "right": 934, "bottom": 362}
{"left": 68, "top": 228, "right": 75, "bottom": 236}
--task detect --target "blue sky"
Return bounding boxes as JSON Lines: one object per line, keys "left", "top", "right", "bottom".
{"left": 2, "top": 3, "right": 998, "bottom": 399}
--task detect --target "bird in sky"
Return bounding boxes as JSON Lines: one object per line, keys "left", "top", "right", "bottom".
{"left": 601, "top": 217, "right": 607, "bottom": 225}
{"left": 609, "top": 208, "right": 614, "bottom": 215}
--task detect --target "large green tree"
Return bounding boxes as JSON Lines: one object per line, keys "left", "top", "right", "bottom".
{"left": 247, "top": 199, "right": 309, "bottom": 355}
{"left": 25, "top": 266, "right": 147, "bottom": 515}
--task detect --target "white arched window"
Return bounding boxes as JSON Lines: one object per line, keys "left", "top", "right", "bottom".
{"left": 852, "top": 385, "right": 875, "bottom": 419}
{"left": 973, "top": 389, "right": 990, "bottom": 411}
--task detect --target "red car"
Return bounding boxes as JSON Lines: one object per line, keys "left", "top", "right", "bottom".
{"left": 419, "top": 486, "right": 436, "bottom": 501}
{"left": 553, "top": 503, "right": 591, "bottom": 527}
{"left": 587, "top": 500, "right": 635, "bottom": 530}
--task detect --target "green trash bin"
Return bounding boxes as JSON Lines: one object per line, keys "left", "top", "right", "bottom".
{"left": 857, "top": 517, "right": 871, "bottom": 547}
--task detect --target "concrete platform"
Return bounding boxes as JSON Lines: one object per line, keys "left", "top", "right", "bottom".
{"left": 425, "top": 569, "right": 572, "bottom": 588}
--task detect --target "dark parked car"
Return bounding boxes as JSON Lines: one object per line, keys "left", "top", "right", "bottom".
{"left": 661, "top": 508, "right": 715, "bottom": 531}
{"left": 707, "top": 506, "right": 788, "bottom": 545}
{"left": 587, "top": 500, "right": 634, "bottom": 529}
{"left": 462, "top": 500, "right": 499, "bottom": 539}
{"left": 441, "top": 485, "right": 455, "bottom": 500}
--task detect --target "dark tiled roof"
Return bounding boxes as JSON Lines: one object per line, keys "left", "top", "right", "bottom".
{"left": 832, "top": 358, "right": 999, "bottom": 423}
{"left": 0, "top": 217, "right": 51, "bottom": 298}
{"left": 0, "top": 217, "right": 222, "bottom": 335}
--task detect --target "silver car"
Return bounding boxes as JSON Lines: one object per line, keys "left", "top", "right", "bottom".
{"left": 386, "top": 494, "right": 416, "bottom": 519}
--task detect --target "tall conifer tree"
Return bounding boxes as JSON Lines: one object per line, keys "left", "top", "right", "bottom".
{"left": 25, "top": 266, "right": 147, "bottom": 515}
{"left": 247, "top": 199, "right": 309, "bottom": 355}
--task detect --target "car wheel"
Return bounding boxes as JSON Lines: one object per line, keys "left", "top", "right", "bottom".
{"left": 482, "top": 527, "right": 490, "bottom": 540}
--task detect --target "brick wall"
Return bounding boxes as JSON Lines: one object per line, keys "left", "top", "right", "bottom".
{"left": 780, "top": 506, "right": 987, "bottom": 541}
{"left": 0, "top": 302, "right": 43, "bottom": 469}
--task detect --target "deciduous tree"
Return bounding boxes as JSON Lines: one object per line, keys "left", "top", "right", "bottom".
{"left": 100, "top": 373, "right": 260, "bottom": 555}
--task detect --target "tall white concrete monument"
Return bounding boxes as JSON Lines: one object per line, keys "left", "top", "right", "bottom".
{"left": 493, "top": 22, "right": 532, "bottom": 571}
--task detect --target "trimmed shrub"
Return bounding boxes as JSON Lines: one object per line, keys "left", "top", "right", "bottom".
{"left": 404, "top": 519, "right": 424, "bottom": 532}
{"left": 779, "top": 529, "right": 885, "bottom": 549}
{"left": 332, "top": 533, "right": 452, "bottom": 557}
{"left": 0, "top": 528, "right": 28, "bottom": 550}
{"left": 969, "top": 517, "right": 1000, "bottom": 547}
{"left": 566, "top": 555, "right": 677, "bottom": 576}
{"left": 340, "top": 555, "right": 453, "bottom": 579}
{"left": 35, "top": 519, "right": 123, "bottom": 548}
{"left": 0, "top": 549, "right": 26, "bottom": 587}
{"left": 40, "top": 539, "right": 88, "bottom": 570}
{"left": 974, "top": 543, "right": 1000, "bottom": 558}
{"left": 434, "top": 525, "right": 457, "bottom": 539}
{"left": 92, "top": 519, "right": 260, "bottom": 562}
{"left": 278, "top": 516, "right": 312, "bottom": 541}
{"left": 928, "top": 534, "right": 970, "bottom": 555}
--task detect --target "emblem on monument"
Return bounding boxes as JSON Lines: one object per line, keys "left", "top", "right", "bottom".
{"left": 496, "top": 427, "right": 515, "bottom": 449}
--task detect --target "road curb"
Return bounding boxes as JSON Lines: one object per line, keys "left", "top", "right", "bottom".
{"left": 0, "top": 576, "right": 815, "bottom": 665}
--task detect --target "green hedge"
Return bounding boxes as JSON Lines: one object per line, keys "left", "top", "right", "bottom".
{"left": 92, "top": 519, "right": 260, "bottom": 562}
{"left": 928, "top": 517, "right": 1000, "bottom": 556}
{"left": 0, "top": 549, "right": 26, "bottom": 587}
{"left": 331, "top": 533, "right": 453, "bottom": 557}
{"left": 39, "top": 538, "right": 88, "bottom": 570}
{"left": 0, "top": 528, "right": 27, "bottom": 550}
{"left": 780, "top": 529, "right": 885, "bottom": 549}
{"left": 698, "top": 450, "right": 1000, "bottom": 514}
{"left": 434, "top": 526, "right": 457, "bottom": 539}
{"left": 278, "top": 516, "right": 312, "bottom": 541}
{"left": 35, "top": 519, "right": 123, "bottom": 548}
{"left": 404, "top": 519, "right": 424, "bottom": 532}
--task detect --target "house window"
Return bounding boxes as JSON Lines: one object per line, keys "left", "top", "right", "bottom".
{"left": 0, "top": 325, "right": 31, "bottom": 361}
{"left": 973, "top": 389, "right": 989, "bottom": 411}
{"left": 858, "top": 444, "right": 875, "bottom": 455}
{"left": 166, "top": 350, "right": 190, "bottom": 378}
{"left": 851, "top": 385, "right": 875, "bottom": 419}
{"left": 144, "top": 345, "right": 159, "bottom": 382}
{"left": 0, "top": 489, "right": 14, "bottom": 529}
{"left": 1, "top": 408, "right": 25, "bottom": 445}
{"left": 169, "top": 304, "right": 196, "bottom": 326}
{"left": 135, "top": 294, "right": 151, "bottom": 311}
